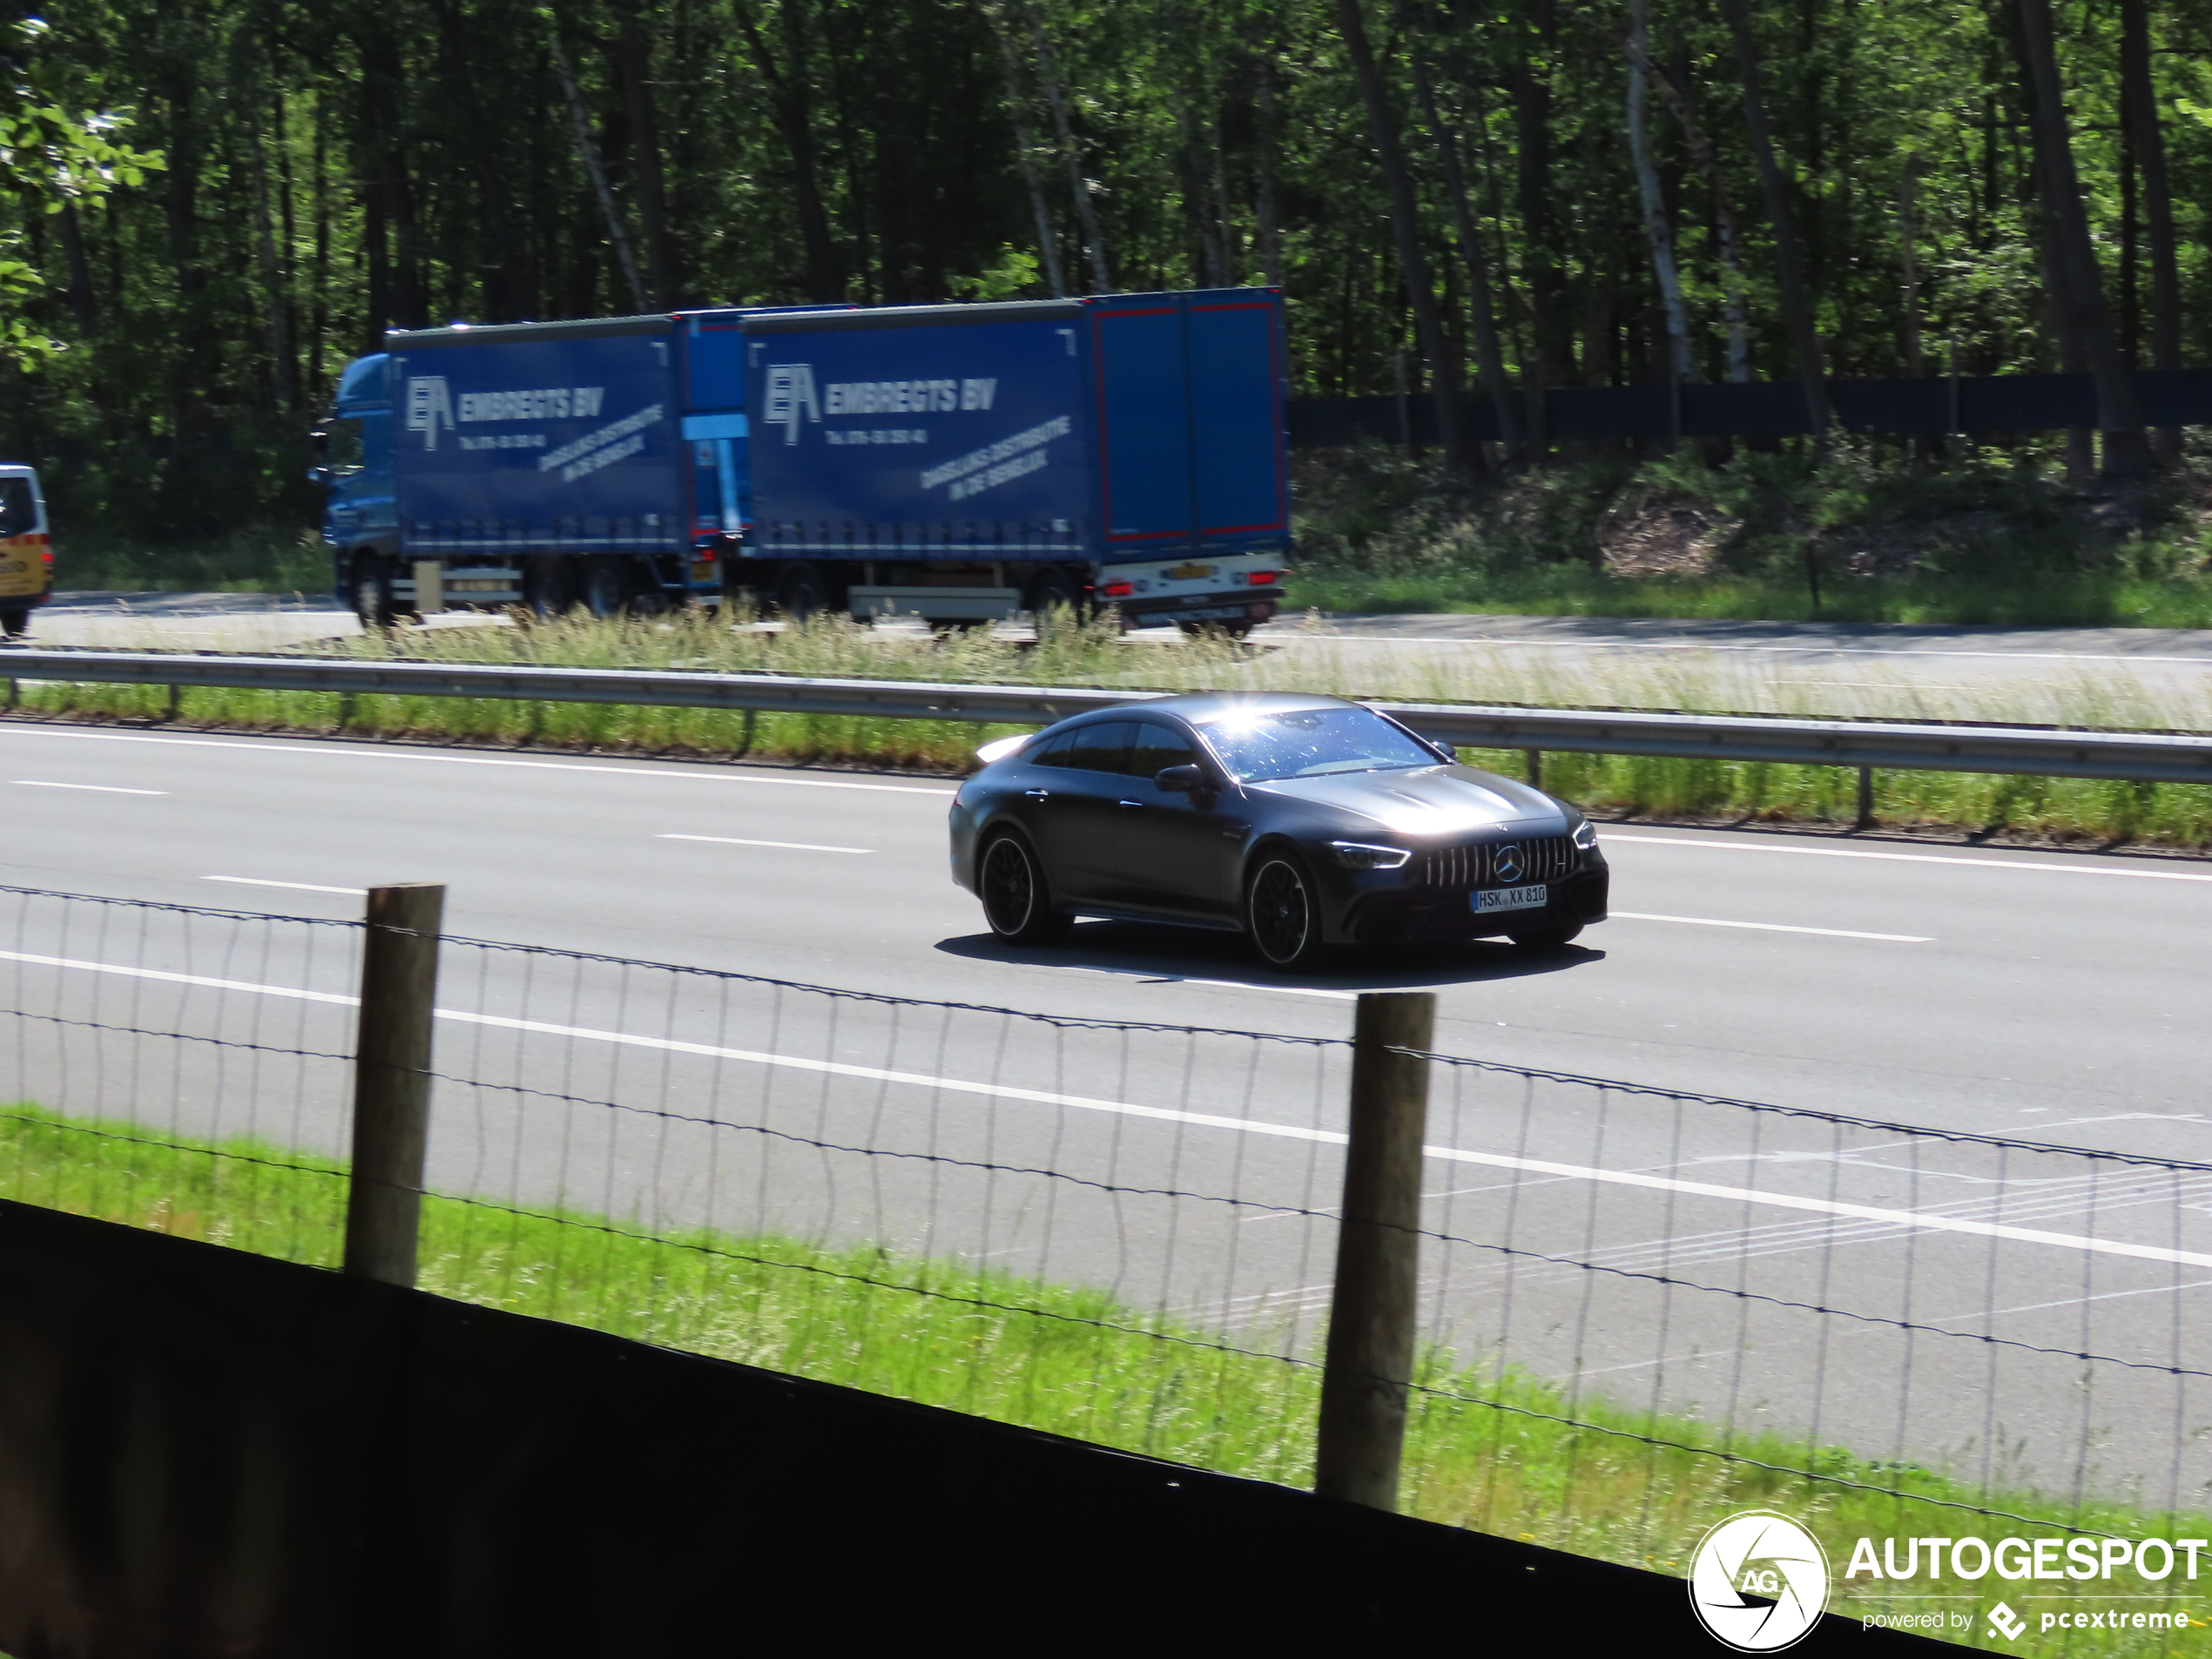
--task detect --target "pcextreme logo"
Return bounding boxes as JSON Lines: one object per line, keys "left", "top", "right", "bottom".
{"left": 1689, "top": 1511, "right": 1831, "bottom": 1652}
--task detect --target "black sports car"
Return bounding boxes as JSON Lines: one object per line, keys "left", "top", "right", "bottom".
{"left": 948, "top": 691, "right": 1608, "bottom": 967}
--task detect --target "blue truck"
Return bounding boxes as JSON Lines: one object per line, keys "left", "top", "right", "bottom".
{"left": 312, "top": 289, "right": 1290, "bottom": 634}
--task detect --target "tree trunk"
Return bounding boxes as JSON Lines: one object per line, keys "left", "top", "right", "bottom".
{"left": 1641, "top": 51, "right": 1750, "bottom": 383}
{"left": 1898, "top": 158, "right": 1924, "bottom": 378}
{"left": 2119, "top": 0, "right": 2180, "bottom": 462}
{"left": 1511, "top": 0, "right": 1561, "bottom": 451}
{"left": 430, "top": 0, "right": 523, "bottom": 321}
{"left": 2015, "top": 0, "right": 2153, "bottom": 475}
{"left": 1027, "top": 4, "right": 1111, "bottom": 292}
{"left": 53, "top": 203, "right": 98, "bottom": 335}
{"left": 1255, "top": 48, "right": 1283, "bottom": 287}
{"left": 1334, "top": 0, "right": 1474, "bottom": 470}
{"left": 1396, "top": 0, "right": 1522, "bottom": 455}
{"left": 1626, "top": 0, "right": 1691, "bottom": 400}
{"left": 1714, "top": 0, "right": 1831, "bottom": 435}
{"left": 549, "top": 28, "right": 649, "bottom": 313}
{"left": 730, "top": 0, "right": 842, "bottom": 301}
{"left": 616, "top": 2, "right": 680, "bottom": 307}
{"left": 981, "top": 0, "right": 1066, "bottom": 296}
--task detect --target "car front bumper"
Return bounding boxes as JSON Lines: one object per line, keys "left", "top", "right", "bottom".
{"left": 1325, "top": 853, "right": 1609, "bottom": 944}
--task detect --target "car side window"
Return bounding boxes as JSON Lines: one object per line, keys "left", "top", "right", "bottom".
{"left": 1029, "top": 730, "right": 1079, "bottom": 768}
{"left": 1127, "top": 722, "right": 1200, "bottom": 779}
{"left": 1063, "top": 720, "right": 1135, "bottom": 773}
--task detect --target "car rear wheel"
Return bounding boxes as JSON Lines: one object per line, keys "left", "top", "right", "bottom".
{"left": 1506, "top": 918, "right": 1584, "bottom": 950}
{"left": 0, "top": 606, "right": 27, "bottom": 639}
{"left": 978, "top": 833, "right": 1068, "bottom": 944}
{"left": 1246, "top": 853, "right": 1325, "bottom": 968}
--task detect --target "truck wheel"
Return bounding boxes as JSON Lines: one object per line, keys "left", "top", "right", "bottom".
{"left": 1178, "top": 618, "right": 1255, "bottom": 641}
{"left": 583, "top": 558, "right": 633, "bottom": 619}
{"left": 0, "top": 607, "right": 27, "bottom": 639}
{"left": 776, "top": 564, "right": 828, "bottom": 623}
{"left": 525, "top": 557, "right": 576, "bottom": 619}
{"left": 350, "top": 557, "right": 399, "bottom": 629}
{"left": 1022, "top": 568, "right": 1082, "bottom": 639}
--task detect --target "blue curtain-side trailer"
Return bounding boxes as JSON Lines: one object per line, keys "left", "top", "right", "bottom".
{"left": 312, "top": 288, "right": 1290, "bottom": 633}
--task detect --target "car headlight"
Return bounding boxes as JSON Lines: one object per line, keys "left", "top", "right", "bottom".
{"left": 1571, "top": 819, "right": 1599, "bottom": 851}
{"left": 1329, "top": 841, "right": 1411, "bottom": 870}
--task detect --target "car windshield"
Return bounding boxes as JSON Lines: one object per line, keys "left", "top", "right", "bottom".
{"left": 1194, "top": 706, "right": 1439, "bottom": 782}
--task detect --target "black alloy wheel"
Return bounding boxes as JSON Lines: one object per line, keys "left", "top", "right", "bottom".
{"left": 583, "top": 557, "right": 633, "bottom": 619}
{"left": 978, "top": 833, "right": 1068, "bottom": 944}
{"left": 0, "top": 606, "right": 26, "bottom": 639}
{"left": 1245, "top": 853, "right": 1325, "bottom": 968}
{"left": 1506, "top": 918, "right": 1584, "bottom": 950}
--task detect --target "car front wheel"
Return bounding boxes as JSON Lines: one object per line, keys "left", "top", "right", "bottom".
{"left": 1245, "top": 853, "right": 1326, "bottom": 969}
{"left": 978, "top": 833, "right": 1069, "bottom": 944}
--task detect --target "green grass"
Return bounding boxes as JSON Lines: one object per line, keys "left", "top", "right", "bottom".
{"left": 5, "top": 1100, "right": 2203, "bottom": 1652}
{"left": 10, "top": 601, "right": 2212, "bottom": 846}
{"left": 49, "top": 525, "right": 329, "bottom": 596}
{"left": 1291, "top": 439, "right": 2212, "bottom": 628}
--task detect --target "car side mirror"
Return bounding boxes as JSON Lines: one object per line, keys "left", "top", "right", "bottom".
{"left": 306, "top": 466, "right": 333, "bottom": 487}
{"left": 1426, "top": 738, "right": 1458, "bottom": 763}
{"left": 1155, "top": 764, "right": 1206, "bottom": 792}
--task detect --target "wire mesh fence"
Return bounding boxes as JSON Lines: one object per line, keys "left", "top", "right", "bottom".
{"left": 4, "top": 880, "right": 2209, "bottom": 1631}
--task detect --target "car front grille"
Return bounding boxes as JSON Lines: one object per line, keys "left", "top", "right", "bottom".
{"left": 1413, "top": 834, "right": 1576, "bottom": 890}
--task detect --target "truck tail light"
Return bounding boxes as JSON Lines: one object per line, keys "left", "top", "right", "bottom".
{"left": 1247, "top": 570, "right": 1278, "bottom": 585}
{"left": 1101, "top": 579, "right": 1134, "bottom": 598}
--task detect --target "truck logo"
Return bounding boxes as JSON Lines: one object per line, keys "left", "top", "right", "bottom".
{"left": 405, "top": 376, "right": 455, "bottom": 450}
{"left": 763, "top": 364, "right": 820, "bottom": 446}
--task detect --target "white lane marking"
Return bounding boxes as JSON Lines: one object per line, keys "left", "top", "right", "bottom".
{"left": 12, "top": 779, "right": 167, "bottom": 796}
{"left": 658, "top": 833, "right": 873, "bottom": 855}
{"left": 1605, "top": 831, "right": 2212, "bottom": 882}
{"left": 0, "top": 723, "right": 954, "bottom": 796}
{"left": 8, "top": 945, "right": 2206, "bottom": 1275}
{"left": 205, "top": 876, "right": 367, "bottom": 895}
{"left": 1612, "top": 910, "right": 1932, "bottom": 943}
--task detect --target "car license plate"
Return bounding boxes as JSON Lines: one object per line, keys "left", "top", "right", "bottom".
{"left": 1473, "top": 885, "right": 1547, "bottom": 914}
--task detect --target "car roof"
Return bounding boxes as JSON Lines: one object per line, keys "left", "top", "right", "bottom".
{"left": 1053, "top": 691, "right": 1353, "bottom": 731}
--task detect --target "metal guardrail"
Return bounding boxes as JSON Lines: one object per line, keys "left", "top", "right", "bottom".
{"left": 4, "top": 647, "right": 2211, "bottom": 786}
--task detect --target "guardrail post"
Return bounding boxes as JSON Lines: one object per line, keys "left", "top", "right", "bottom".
{"left": 343, "top": 883, "right": 445, "bottom": 1288}
{"left": 1856, "top": 765, "right": 1876, "bottom": 831}
{"left": 1316, "top": 990, "right": 1435, "bottom": 1511}
{"left": 1526, "top": 749, "right": 1542, "bottom": 790}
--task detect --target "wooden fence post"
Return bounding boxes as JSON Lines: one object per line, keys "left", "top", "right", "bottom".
{"left": 343, "top": 883, "right": 445, "bottom": 1288}
{"left": 1315, "top": 990, "right": 1435, "bottom": 1511}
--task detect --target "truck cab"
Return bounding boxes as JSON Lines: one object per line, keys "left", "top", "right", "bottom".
{"left": 0, "top": 464, "right": 53, "bottom": 638}
{"left": 310, "top": 354, "right": 400, "bottom": 620}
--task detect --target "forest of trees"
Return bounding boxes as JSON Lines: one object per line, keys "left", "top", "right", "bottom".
{"left": 2, "top": 0, "right": 2209, "bottom": 537}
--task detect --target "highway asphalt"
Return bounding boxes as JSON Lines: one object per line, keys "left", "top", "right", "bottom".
{"left": 1, "top": 715, "right": 2208, "bottom": 1506}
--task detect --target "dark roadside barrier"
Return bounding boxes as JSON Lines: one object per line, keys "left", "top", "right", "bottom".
{"left": 0, "top": 1198, "right": 1945, "bottom": 1655}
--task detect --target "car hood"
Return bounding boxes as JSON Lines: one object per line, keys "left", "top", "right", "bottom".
{"left": 1249, "top": 765, "right": 1566, "bottom": 837}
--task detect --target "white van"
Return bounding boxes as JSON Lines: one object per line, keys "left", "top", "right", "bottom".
{"left": 0, "top": 464, "right": 51, "bottom": 637}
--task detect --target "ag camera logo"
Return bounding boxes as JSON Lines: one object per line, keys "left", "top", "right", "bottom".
{"left": 1689, "top": 1510, "right": 1831, "bottom": 1651}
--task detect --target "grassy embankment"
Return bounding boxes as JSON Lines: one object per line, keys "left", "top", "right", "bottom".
{"left": 1291, "top": 441, "right": 2212, "bottom": 628}
{"left": 10, "top": 600, "right": 2212, "bottom": 847}
{"left": 2, "top": 1102, "right": 2200, "bottom": 1653}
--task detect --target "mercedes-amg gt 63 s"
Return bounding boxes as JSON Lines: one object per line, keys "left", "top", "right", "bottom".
{"left": 949, "top": 691, "right": 1608, "bottom": 968}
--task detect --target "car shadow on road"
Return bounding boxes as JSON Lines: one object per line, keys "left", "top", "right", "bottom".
{"left": 934, "top": 919, "right": 1602, "bottom": 994}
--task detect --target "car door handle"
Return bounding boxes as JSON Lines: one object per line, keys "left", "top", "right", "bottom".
{"left": 1023, "top": 789, "right": 1050, "bottom": 800}
{"left": 1117, "top": 799, "right": 1146, "bottom": 810}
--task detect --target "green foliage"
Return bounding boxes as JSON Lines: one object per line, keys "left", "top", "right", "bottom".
{"left": 5, "top": 1099, "right": 2207, "bottom": 1651}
